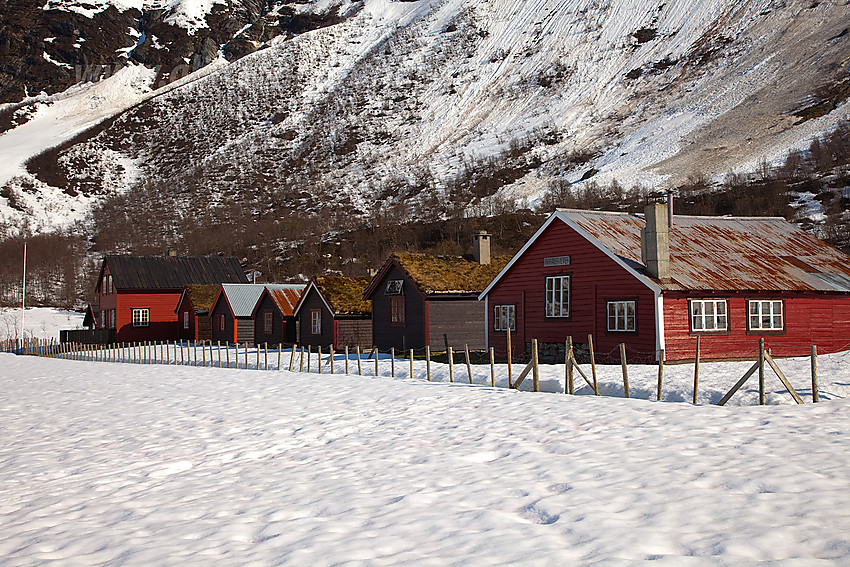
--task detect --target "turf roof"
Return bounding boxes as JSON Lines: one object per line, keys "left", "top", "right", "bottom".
{"left": 315, "top": 276, "right": 372, "bottom": 315}
{"left": 184, "top": 284, "right": 221, "bottom": 312}
{"left": 392, "top": 253, "right": 510, "bottom": 294}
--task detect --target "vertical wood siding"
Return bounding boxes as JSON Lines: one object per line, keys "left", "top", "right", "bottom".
{"left": 210, "top": 297, "right": 235, "bottom": 344}
{"left": 486, "top": 220, "right": 657, "bottom": 362}
{"left": 297, "top": 290, "right": 334, "bottom": 348}
{"left": 336, "top": 318, "right": 372, "bottom": 349}
{"left": 428, "top": 298, "right": 487, "bottom": 350}
{"left": 371, "top": 265, "right": 426, "bottom": 350}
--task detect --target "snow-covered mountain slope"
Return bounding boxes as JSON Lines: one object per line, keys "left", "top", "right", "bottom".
{"left": 1, "top": 0, "right": 848, "bottom": 234}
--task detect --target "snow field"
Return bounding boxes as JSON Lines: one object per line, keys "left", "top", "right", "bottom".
{"left": 1, "top": 353, "right": 849, "bottom": 564}
{"left": 0, "top": 307, "right": 84, "bottom": 341}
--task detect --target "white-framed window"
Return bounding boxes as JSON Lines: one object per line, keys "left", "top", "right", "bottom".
{"left": 385, "top": 280, "right": 404, "bottom": 295}
{"left": 749, "top": 300, "right": 784, "bottom": 331}
{"left": 311, "top": 310, "right": 322, "bottom": 334}
{"left": 101, "top": 274, "right": 113, "bottom": 294}
{"left": 545, "top": 276, "right": 570, "bottom": 317}
{"left": 690, "top": 299, "right": 728, "bottom": 332}
{"left": 494, "top": 305, "right": 516, "bottom": 331}
{"left": 264, "top": 311, "right": 274, "bottom": 334}
{"left": 218, "top": 314, "right": 226, "bottom": 331}
{"left": 131, "top": 308, "right": 149, "bottom": 328}
{"left": 183, "top": 311, "right": 190, "bottom": 329}
{"left": 607, "top": 300, "right": 636, "bottom": 332}
{"left": 109, "top": 309, "right": 116, "bottom": 329}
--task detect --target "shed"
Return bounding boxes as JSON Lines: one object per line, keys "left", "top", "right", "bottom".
{"left": 364, "top": 252, "right": 509, "bottom": 351}
{"left": 294, "top": 275, "right": 372, "bottom": 349}
{"left": 480, "top": 204, "right": 850, "bottom": 362}
{"left": 175, "top": 284, "right": 220, "bottom": 342}
{"left": 210, "top": 283, "right": 306, "bottom": 345}
{"left": 252, "top": 285, "right": 306, "bottom": 346}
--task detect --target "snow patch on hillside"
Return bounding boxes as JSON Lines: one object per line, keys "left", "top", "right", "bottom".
{"left": 43, "top": 0, "right": 227, "bottom": 33}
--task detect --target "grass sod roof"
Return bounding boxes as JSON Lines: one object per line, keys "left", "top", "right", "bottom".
{"left": 184, "top": 284, "right": 221, "bottom": 312}
{"left": 392, "top": 253, "right": 511, "bottom": 294}
{"left": 315, "top": 276, "right": 372, "bottom": 315}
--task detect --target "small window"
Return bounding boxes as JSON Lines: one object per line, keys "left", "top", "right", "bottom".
{"left": 218, "top": 314, "right": 226, "bottom": 331}
{"left": 385, "top": 280, "right": 404, "bottom": 295}
{"left": 545, "top": 275, "right": 570, "bottom": 317}
{"left": 607, "top": 300, "right": 636, "bottom": 332}
{"left": 263, "top": 312, "right": 274, "bottom": 334}
{"left": 107, "top": 274, "right": 113, "bottom": 294}
{"left": 109, "top": 309, "right": 116, "bottom": 329}
{"left": 131, "top": 308, "right": 149, "bottom": 328}
{"left": 690, "top": 299, "right": 728, "bottom": 332}
{"left": 494, "top": 305, "right": 516, "bottom": 331}
{"left": 183, "top": 311, "right": 190, "bottom": 329}
{"left": 311, "top": 310, "right": 322, "bottom": 334}
{"left": 749, "top": 300, "right": 784, "bottom": 331}
{"left": 390, "top": 296, "right": 405, "bottom": 325}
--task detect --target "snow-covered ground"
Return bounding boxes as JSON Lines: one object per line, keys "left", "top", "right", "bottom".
{"left": 2, "top": 352, "right": 849, "bottom": 564}
{"left": 0, "top": 307, "right": 84, "bottom": 341}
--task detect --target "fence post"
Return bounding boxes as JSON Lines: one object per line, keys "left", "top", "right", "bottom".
{"left": 758, "top": 338, "right": 765, "bottom": 405}
{"left": 811, "top": 345, "right": 819, "bottom": 403}
{"left": 409, "top": 349, "right": 414, "bottom": 379}
{"left": 344, "top": 346, "right": 349, "bottom": 374}
{"left": 448, "top": 346, "right": 454, "bottom": 383}
{"left": 289, "top": 345, "right": 296, "bottom": 372}
{"left": 318, "top": 346, "right": 322, "bottom": 374}
{"left": 506, "top": 327, "right": 513, "bottom": 389}
{"left": 693, "top": 335, "right": 700, "bottom": 405}
{"left": 330, "top": 345, "right": 334, "bottom": 374}
{"left": 490, "top": 347, "right": 495, "bottom": 387}
{"left": 374, "top": 347, "right": 378, "bottom": 376}
{"left": 657, "top": 349, "right": 665, "bottom": 401}
{"left": 565, "top": 336, "right": 574, "bottom": 395}
{"left": 465, "top": 344, "right": 473, "bottom": 384}
{"left": 300, "top": 346, "right": 305, "bottom": 372}
{"left": 390, "top": 347, "right": 395, "bottom": 377}
{"left": 532, "top": 338, "right": 539, "bottom": 393}
{"left": 202, "top": 340, "right": 206, "bottom": 367}
{"left": 426, "top": 346, "right": 431, "bottom": 381}
{"left": 278, "top": 343, "right": 282, "bottom": 371}
{"left": 356, "top": 345, "right": 362, "bottom": 375}
{"left": 256, "top": 343, "right": 260, "bottom": 370}
{"left": 620, "top": 343, "right": 630, "bottom": 398}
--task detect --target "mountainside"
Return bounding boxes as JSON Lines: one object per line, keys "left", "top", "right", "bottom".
{"left": 0, "top": 0, "right": 849, "bottom": 235}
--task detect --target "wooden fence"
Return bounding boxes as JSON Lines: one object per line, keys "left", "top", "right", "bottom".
{"left": 7, "top": 335, "right": 829, "bottom": 406}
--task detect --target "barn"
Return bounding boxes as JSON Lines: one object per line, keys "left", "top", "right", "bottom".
{"left": 293, "top": 275, "right": 372, "bottom": 349}
{"left": 93, "top": 255, "right": 247, "bottom": 343}
{"left": 210, "top": 283, "right": 305, "bottom": 345}
{"left": 479, "top": 203, "right": 850, "bottom": 362}
{"left": 175, "top": 284, "right": 220, "bottom": 342}
{"left": 364, "top": 244, "right": 509, "bottom": 351}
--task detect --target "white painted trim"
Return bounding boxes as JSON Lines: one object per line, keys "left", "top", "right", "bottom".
{"left": 292, "top": 281, "right": 334, "bottom": 317}
{"left": 655, "top": 290, "right": 665, "bottom": 361}
{"left": 484, "top": 295, "right": 489, "bottom": 350}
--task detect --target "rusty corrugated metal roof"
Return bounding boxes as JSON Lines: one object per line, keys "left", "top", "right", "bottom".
{"left": 267, "top": 285, "right": 306, "bottom": 317}
{"left": 557, "top": 209, "right": 850, "bottom": 292}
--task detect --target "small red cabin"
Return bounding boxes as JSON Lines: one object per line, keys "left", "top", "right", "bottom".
{"left": 95, "top": 255, "right": 247, "bottom": 343}
{"left": 294, "top": 276, "right": 372, "bottom": 349}
{"left": 175, "top": 284, "right": 220, "bottom": 342}
{"left": 480, "top": 205, "right": 850, "bottom": 362}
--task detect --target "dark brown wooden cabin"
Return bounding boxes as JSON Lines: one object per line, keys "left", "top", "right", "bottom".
{"left": 363, "top": 253, "right": 509, "bottom": 351}
{"left": 252, "top": 286, "right": 305, "bottom": 346}
{"left": 294, "top": 276, "right": 372, "bottom": 349}
{"left": 175, "top": 284, "right": 220, "bottom": 342}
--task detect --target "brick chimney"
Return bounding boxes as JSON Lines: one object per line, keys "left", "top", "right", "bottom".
{"left": 641, "top": 202, "right": 670, "bottom": 280}
{"left": 473, "top": 231, "right": 491, "bottom": 265}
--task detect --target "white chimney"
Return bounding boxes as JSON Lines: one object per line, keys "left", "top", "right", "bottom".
{"left": 473, "top": 231, "right": 491, "bottom": 265}
{"left": 641, "top": 202, "right": 670, "bottom": 280}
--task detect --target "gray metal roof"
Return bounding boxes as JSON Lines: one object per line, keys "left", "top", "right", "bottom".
{"left": 221, "top": 283, "right": 306, "bottom": 317}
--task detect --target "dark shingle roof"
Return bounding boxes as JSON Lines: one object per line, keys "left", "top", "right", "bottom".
{"left": 104, "top": 256, "right": 247, "bottom": 290}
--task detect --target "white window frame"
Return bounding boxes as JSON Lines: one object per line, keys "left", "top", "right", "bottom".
{"left": 264, "top": 311, "right": 274, "bottom": 334}
{"left": 390, "top": 296, "right": 405, "bottom": 325}
{"left": 545, "top": 275, "right": 570, "bottom": 318}
{"left": 607, "top": 300, "right": 636, "bottom": 332}
{"left": 311, "top": 310, "right": 322, "bottom": 335}
{"left": 131, "top": 308, "right": 150, "bottom": 328}
{"left": 690, "top": 299, "right": 728, "bottom": 332}
{"left": 183, "top": 310, "right": 190, "bottom": 329}
{"left": 218, "top": 314, "right": 226, "bottom": 331}
{"left": 494, "top": 305, "right": 516, "bottom": 332}
{"left": 748, "top": 300, "right": 784, "bottom": 331}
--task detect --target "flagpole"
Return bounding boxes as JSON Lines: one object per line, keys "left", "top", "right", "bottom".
{"left": 21, "top": 241, "right": 26, "bottom": 341}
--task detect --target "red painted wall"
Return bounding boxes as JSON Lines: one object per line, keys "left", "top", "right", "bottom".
{"left": 663, "top": 292, "right": 850, "bottom": 360}
{"left": 486, "top": 220, "right": 657, "bottom": 362}
{"left": 114, "top": 290, "right": 182, "bottom": 343}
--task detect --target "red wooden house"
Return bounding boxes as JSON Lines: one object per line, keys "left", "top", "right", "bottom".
{"left": 293, "top": 276, "right": 372, "bottom": 349}
{"left": 479, "top": 204, "right": 850, "bottom": 362}
{"left": 175, "top": 284, "right": 220, "bottom": 342}
{"left": 364, "top": 248, "right": 509, "bottom": 351}
{"left": 95, "top": 255, "right": 247, "bottom": 343}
